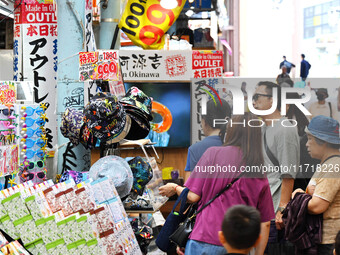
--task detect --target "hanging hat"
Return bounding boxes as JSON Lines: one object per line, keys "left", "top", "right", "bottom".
{"left": 60, "top": 108, "right": 84, "bottom": 145}
{"left": 124, "top": 110, "right": 151, "bottom": 140}
{"left": 128, "top": 156, "right": 153, "bottom": 196}
{"left": 83, "top": 92, "right": 131, "bottom": 143}
{"left": 89, "top": 155, "right": 133, "bottom": 198}
{"left": 120, "top": 87, "right": 153, "bottom": 121}
{"left": 79, "top": 124, "right": 97, "bottom": 149}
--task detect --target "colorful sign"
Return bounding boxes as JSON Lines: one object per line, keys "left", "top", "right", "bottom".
{"left": 118, "top": 0, "right": 186, "bottom": 49}
{"left": 192, "top": 50, "right": 224, "bottom": 78}
{"left": 79, "top": 51, "right": 119, "bottom": 81}
{"left": 0, "top": 82, "right": 16, "bottom": 104}
{"left": 14, "top": 2, "right": 57, "bottom": 151}
{"left": 120, "top": 50, "right": 192, "bottom": 81}
{"left": 0, "top": 145, "right": 19, "bottom": 177}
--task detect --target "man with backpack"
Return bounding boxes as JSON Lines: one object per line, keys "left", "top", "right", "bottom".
{"left": 279, "top": 56, "right": 295, "bottom": 74}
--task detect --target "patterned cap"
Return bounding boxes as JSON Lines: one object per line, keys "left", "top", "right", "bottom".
{"left": 128, "top": 156, "right": 153, "bottom": 196}
{"left": 83, "top": 92, "right": 131, "bottom": 143}
{"left": 120, "top": 87, "right": 153, "bottom": 121}
{"left": 60, "top": 108, "right": 84, "bottom": 145}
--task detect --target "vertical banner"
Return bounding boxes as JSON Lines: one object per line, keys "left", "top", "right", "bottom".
{"left": 85, "top": 0, "right": 97, "bottom": 51}
{"left": 192, "top": 50, "right": 224, "bottom": 78}
{"left": 13, "top": 4, "right": 22, "bottom": 82}
{"left": 16, "top": 1, "right": 58, "bottom": 152}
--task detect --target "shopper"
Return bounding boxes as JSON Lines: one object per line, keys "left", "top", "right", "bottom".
{"left": 159, "top": 98, "right": 231, "bottom": 197}
{"left": 308, "top": 88, "right": 339, "bottom": 122}
{"left": 276, "top": 65, "right": 294, "bottom": 87}
{"left": 252, "top": 81, "right": 299, "bottom": 249}
{"left": 218, "top": 205, "right": 262, "bottom": 255}
{"left": 171, "top": 113, "right": 275, "bottom": 255}
{"left": 300, "top": 53, "right": 311, "bottom": 81}
{"left": 279, "top": 56, "right": 295, "bottom": 74}
{"left": 292, "top": 115, "right": 340, "bottom": 255}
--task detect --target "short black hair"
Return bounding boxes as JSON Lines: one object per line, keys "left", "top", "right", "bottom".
{"left": 335, "top": 231, "right": 340, "bottom": 255}
{"left": 257, "top": 81, "right": 281, "bottom": 110}
{"left": 202, "top": 98, "right": 231, "bottom": 129}
{"left": 301, "top": 54, "right": 305, "bottom": 58}
{"left": 283, "top": 56, "right": 286, "bottom": 59}
{"left": 222, "top": 205, "right": 261, "bottom": 250}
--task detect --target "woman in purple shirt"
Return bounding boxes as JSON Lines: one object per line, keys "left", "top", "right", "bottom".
{"left": 172, "top": 113, "right": 275, "bottom": 255}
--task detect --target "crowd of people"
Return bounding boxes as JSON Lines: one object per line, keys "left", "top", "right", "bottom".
{"left": 158, "top": 68, "right": 340, "bottom": 255}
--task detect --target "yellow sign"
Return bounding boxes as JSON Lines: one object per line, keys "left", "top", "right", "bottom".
{"left": 119, "top": 0, "right": 186, "bottom": 50}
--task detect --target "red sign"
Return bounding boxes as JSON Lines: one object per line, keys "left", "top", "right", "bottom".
{"left": 14, "top": 4, "right": 57, "bottom": 24}
{"left": 192, "top": 51, "right": 224, "bottom": 78}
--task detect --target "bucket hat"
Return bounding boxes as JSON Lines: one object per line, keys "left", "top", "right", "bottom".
{"left": 83, "top": 92, "right": 131, "bottom": 143}
{"left": 89, "top": 155, "right": 133, "bottom": 198}
{"left": 305, "top": 115, "right": 340, "bottom": 144}
{"left": 128, "top": 156, "right": 153, "bottom": 196}
{"left": 120, "top": 87, "right": 153, "bottom": 121}
{"left": 60, "top": 108, "right": 84, "bottom": 145}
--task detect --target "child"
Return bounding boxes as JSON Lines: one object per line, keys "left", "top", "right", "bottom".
{"left": 218, "top": 205, "right": 261, "bottom": 255}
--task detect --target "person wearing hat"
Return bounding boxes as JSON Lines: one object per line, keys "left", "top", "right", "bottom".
{"left": 292, "top": 115, "right": 340, "bottom": 255}
{"left": 308, "top": 88, "right": 339, "bottom": 122}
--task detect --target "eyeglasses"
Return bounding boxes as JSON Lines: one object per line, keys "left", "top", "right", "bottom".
{"left": 252, "top": 93, "right": 272, "bottom": 101}
{"left": 27, "top": 160, "right": 45, "bottom": 170}
{"left": 0, "top": 109, "right": 14, "bottom": 116}
{"left": 21, "top": 127, "right": 44, "bottom": 138}
{"left": 20, "top": 106, "right": 44, "bottom": 116}
{"left": 22, "top": 117, "right": 46, "bottom": 127}
{"left": 20, "top": 170, "right": 46, "bottom": 181}
{"left": 21, "top": 149, "right": 45, "bottom": 159}
{"left": 21, "top": 138, "right": 46, "bottom": 148}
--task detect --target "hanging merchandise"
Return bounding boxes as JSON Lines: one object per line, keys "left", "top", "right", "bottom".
{"left": 60, "top": 108, "right": 85, "bottom": 146}
{"left": 128, "top": 156, "right": 153, "bottom": 196}
{"left": 19, "top": 104, "right": 48, "bottom": 185}
{"left": 83, "top": 92, "right": 131, "bottom": 143}
{"left": 120, "top": 87, "right": 153, "bottom": 140}
{"left": 89, "top": 155, "right": 133, "bottom": 198}
{"left": 118, "top": 0, "right": 186, "bottom": 49}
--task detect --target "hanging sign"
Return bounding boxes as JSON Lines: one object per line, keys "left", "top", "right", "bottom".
{"left": 120, "top": 50, "right": 192, "bottom": 81}
{"left": 192, "top": 50, "right": 224, "bottom": 78}
{"left": 15, "top": 1, "right": 57, "bottom": 151}
{"left": 118, "top": 0, "right": 186, "bottom": 49}
{"left": 0, "top": 82, "right": 16, "bottom": 104}
{"left": 79, "top": 50, "right": 119, "bottom": 81}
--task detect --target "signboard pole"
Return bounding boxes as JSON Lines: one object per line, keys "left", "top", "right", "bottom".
{"left": 99, "top": 0, "right": 121, "bottom": 49}
{"left": 57, "top": 0, "right": 91, "bottom": 173}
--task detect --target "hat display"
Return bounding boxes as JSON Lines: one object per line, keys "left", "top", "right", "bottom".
{"left": 305, "top": 115, "right": 340, "bottom": 144}
{"left": 128, "top": 156, "right": 153, "bottom": 196}
{"left": 120, "top": 87, "right": 153, "bottom": 140}
{"left": 89, "top": 155, "right": 134, "bottom": 198}
{"left": 84, "top": 92, "right": 131, "bottom": 143}
{"left": 60, "top": 108, "right": 84, "bottom": 145}
{"left": 120, "top": 87, "right": 153, "bottom": 121}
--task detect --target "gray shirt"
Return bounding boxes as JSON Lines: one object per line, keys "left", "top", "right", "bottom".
{"left": 262, "top": 117, "right": 299, "bottom": 213}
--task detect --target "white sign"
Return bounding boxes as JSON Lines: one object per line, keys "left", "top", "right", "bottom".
{"left": 119, "top": 50, "right": 192, "bottom": 81}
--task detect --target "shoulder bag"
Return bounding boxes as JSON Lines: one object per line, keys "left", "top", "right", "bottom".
{"left": 169, "top": 171, "right": 246, "bottom": 249}
{"left": 155, "top": 187, "right": 196, "bottom": 252}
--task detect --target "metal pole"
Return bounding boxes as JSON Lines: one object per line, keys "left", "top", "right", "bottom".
{"left": 99, "top": 0, "right": 121, "bottom": 49}
{"left": 57, "top": 0, "right": 90, "bottom": 173}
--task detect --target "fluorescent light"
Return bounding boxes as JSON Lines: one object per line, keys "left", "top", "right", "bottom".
{"left": 160, "top": 0, "right": 178, "bottom": 9}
